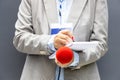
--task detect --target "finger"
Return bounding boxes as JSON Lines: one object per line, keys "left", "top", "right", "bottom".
{"left": 55, "top": 37, "right": 68, "bottom": 45}
{"left": 55, "top": 59, "right": 69, "bottom": 68}
{"left": 55, "top": 58, "right": 65, "bottom": 68}
{"left": 57, "top": 33, "right": 72, "bottom": 43}
{"left": 60, "top": 30, "right": 73, "bottom": 38}
{"left": 54, "top": 43, "right": 64, "bottom": 49}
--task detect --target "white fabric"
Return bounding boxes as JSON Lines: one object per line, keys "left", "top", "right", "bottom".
{"left": 56, "top": 0, "right": 73, "bottom": 24}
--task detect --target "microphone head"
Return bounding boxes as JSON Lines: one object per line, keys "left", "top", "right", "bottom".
{"left": 56, "top": 46, "right": 73, "bottom": 64}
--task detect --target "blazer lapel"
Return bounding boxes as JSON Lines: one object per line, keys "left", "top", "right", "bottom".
{"left": 43, "top": 0, "right": 58, "bottom": 24}
{"left": 67, "top": 0, "right": 88, "bottom": 28}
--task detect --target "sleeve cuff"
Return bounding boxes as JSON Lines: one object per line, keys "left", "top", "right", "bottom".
{"left": 69, "top": 51, "right": 79, "bottom": 67}
{"left": 47, "top": 35, "right": 56, "bottom": 53}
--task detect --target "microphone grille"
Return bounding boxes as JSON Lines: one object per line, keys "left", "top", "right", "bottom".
{"left": 56, "top": 47, "right": 73, "bottom": 64}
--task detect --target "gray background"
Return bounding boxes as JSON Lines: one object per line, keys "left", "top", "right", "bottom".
{"left": 0, "top": 0, "right": 120, "bottom": 80}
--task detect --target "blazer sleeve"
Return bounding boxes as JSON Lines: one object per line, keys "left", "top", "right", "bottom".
{"left": 75, "top": 0, "right": 108, "bottom": 69}
{"left": 13, "top": 0, "right": 51, "bottom": 55}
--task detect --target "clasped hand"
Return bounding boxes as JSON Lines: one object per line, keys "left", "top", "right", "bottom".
{"left": 54, "top": 30, "right": 74, "bottom": 68}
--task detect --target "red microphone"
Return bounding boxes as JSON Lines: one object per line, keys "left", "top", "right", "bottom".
{"left": 56, "top": 46, "right": 74, "bottom": 64}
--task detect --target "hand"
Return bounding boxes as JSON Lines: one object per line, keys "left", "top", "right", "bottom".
{"left": 54, "top": 30, "right": 73, "bottom": 49}
{"left": 55, "top": 57, "right": 74, "bottom": 68}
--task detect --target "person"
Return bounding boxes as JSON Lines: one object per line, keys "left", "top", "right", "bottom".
{"left": 13, "top": 0, "right": 108, "bottom": 80}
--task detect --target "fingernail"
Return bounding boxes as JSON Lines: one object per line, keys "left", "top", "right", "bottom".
{"left": 71, "top": 36, "right": 74, "bottom": 41}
